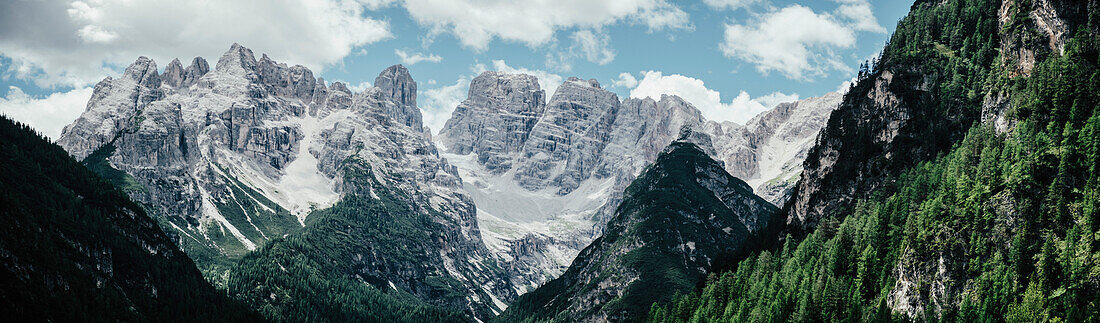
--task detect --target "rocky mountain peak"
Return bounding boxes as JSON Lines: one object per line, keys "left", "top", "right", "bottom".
{"left": 566, "top": 76, "right": 601, "bottom": 89}
{"left": 163, "top": 58, "right": 185, "bottom": 87}
{"left": 187, "top": 56, "right": 210, "bottom": 74}
{"left": 674, "top": 125, "right": 719, "bottom": 158}
{"left": 329, "top": 80, "right": 350, "bottom": 94}
{"left": 173, "top": 57, "right": 210, "bottom": 88}
{"left": 438, "top": 70, "right": 545, "bottom": 170}
{"left": 374, "top": 64, "right": 416, "bottom": 106}
{"left": 369, "top": 64, "right": 422, "bottom": 130}
{"left": 514, "top": 76, "right": 620, "bottom": 193}
{"left": 499, "top": 139, "right": 778, "bottom": 322}
{"left": 123, "top": 56, "right": 161, "bottom": 88}
{"left": 163, "top": 56, "right": 210, "bottom": 89}
{"left": 215, "top": 43, "right": 258, "bottom": 74}
{"left": 255, "top": 52, "right": 316, "bottom": 100}
{"left": 469, "top": 71, "right": 542, "bottom": 98}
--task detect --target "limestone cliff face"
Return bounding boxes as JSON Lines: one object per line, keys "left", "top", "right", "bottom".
{"left": 497, "top": 137, "right": 778, "bottom": 322}
{"left": 438, "top": 71, "right": 839, "bottom": 293}
{"left": 788, "top": 0, "right": 1093, "bottom": 233}
{"left": 781, "top": 0, "right": 1097, "bottom": 319}
{"left": 513, "top": 78, "right": 622, "bottom": 194}
{"left": 439, "top": 71, "right": 545, "bottom": 172}
{"left": 58, "top": 44, "right": 514, "bottom": 319}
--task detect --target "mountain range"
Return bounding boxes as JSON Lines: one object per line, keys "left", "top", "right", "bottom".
{"left": 50, "top": 38, "right": 839, "bottom": 320}
{"left": 2, "top": 0, "right": 1097, "bottom": 321}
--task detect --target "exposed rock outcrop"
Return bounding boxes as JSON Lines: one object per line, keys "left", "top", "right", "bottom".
{"left": 497, "top": 138, "right": 778, "bottom": 322}
{"left": 438, "top": 71, "right": 840, "bottom": 294}
{"left": 58, "top": 44, "right": 516, "bottom": 320}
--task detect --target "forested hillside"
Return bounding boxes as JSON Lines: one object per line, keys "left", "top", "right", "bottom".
{"left": 648, "top": 0, "right": 1100, "bottom": 321}
{"left": 498, "top": 134, "right": 780, "bottom": 322}
{"left": 226, "top": 159, "right": 476, "bottom": 322}
{"left": 0, "top": 116, "right": 259, "bottom": 321}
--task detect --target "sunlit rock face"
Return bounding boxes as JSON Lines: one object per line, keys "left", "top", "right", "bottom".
{"left": 437, "top": 71, "right": 841, "bottom": 293}
{"left": 59, "top": 44, "right": 516, "bottom": 320}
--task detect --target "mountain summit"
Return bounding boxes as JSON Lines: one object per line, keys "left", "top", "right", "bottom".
{"left": 56, "top": 44, "right": 516, "bottom": 320}
{"left": 498, "top": 130, "right": 779, "bottom": 322}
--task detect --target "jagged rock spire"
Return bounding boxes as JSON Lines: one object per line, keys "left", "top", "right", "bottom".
{"left": 123, "top": 56, "right": 161, "bottom": 88}
{"left": 216, "top": 42, "right": 258, "bottom": 74}
{"left": 373, "top": 64, "right": 422, "bottom": 131}
{"left": 163, "top": 58, "right": 185, "bottom": 87}
{"left": 181, "top": 57, "right": 210, "bottom": 87}
{"left": 438, "top": 71, "right": 545, "bottom": 170}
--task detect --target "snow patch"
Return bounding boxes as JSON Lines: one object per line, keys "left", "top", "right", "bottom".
{"left": 198, "top": 177, "right": 257, "bottom": 251}
{"left": 276, "top": 114, "right": 340, "bottom": 224}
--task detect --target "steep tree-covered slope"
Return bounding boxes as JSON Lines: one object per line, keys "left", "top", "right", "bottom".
{"left": 0, "top": 116, "right": 259, "bottom": 321}
{"left": 648, "top": 0, "right": 1100, "bottom": 321}
{"left": 498, "top": 133, "right": 779, "bottom": 322}
{"left": 60, "top": 45, "right": 520, "bottom": 320}
{"left": 226, "top": 158, "right": 483, "bottom": 322}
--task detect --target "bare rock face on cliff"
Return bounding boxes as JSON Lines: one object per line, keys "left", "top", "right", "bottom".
{"left": 497, "top": 135, "right": 778, "bottom": 322}
{"left": 58, "top": 44, "right": 515, "bottom": 320}
{"left": 437, "top": 71, "right": 840, "bottom": 292}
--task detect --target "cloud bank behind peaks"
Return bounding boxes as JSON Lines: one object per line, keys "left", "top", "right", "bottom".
{"left": 628, "top": 71, "right": 797, "bottom": 124}
{"left": 395, "top": 49, "right": 443, "bottom": 65}
{"left": 402, "top": 0, "right": 690, "bottom": 50}
{"left": 0, "top": 86, "right": 93, "bottom": 140}
{"left": 0, "top": 0, "right": 391, "bottom": 87}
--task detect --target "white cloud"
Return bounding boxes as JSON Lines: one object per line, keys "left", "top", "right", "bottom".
{"left": 346, "top": 81, "right": 374, "bottom": 93}
{"left": 631, "top": 1, "right": 692, "bottom": 32}
{"left": 545, "top": 29, "right": 616, "bottom": 71}
{"left": 835, "top": 0, "right": 886, "bottom": 33}
{"left": 0, "top": 0, "right": 391, "bottom": 87}
{"left": 76, "top": 25, "right": 118, "bottom": 44}
{"left": 402, "top": 0, "right": 689, "bottom": 50}
{"left": 571, "top": 30, "right": 616, "bottom": 65}
{"left": 612, "top": 72, "right": 638, "bottom": 88}
{"left": 721, "top": 5, "right": 856, "bottom": 80}
{"left": 703, "top": 0, "right": 759, "bottom": 10}
{"left": 420, "top": 77, "right": 470, "bottom": 135}
{"left": 754, "top": 92, "right": 801, "bottom": 108}
{"left": 837, "top": 76, "right": 857, "bottom": 94}
{"left": 475, "top": 60, "right": 565, "bottom": 97}
{"left": 629, "top": 71, "right": 797, "bottom": 124}
{"left": 395, "top": 49, "right": 443, "bottom": 65}
{"left": 0, "top": 86, "right": 93, "bottom": 139}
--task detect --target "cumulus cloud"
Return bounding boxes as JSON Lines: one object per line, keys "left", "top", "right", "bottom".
{"left": 836, "top": 0, "right": 887, "bottom": 33}
{"left": 571, "top": 30, "right": 616, "bottom": 65}
{"left": 612, "top": 72, "right": 638, "bottom": 88}
{"left": 346, "top": 81, "right": 374, "bottom": 93}
{"left": 420, "top": 77, "right": 470, "bottom": 135}
{"left": 545, "top": 29, "right": 617, "bottom": 71}
{"left": 720, "top": 1, "right": 885, "bottom": 80}
{"left": 0, "top": 0, "right": 391, "bottom": 88}
{"left": 402, "top": 0, "right": 689, "bottom": 50}
{"left": 703, "top": 0, "right": 759, "bottom": 10}
{"left": 0, "top": 86, "right": 93, "bottom": 139}
{"left": 628, "top": 71, "right": 797, "bottom": 124}
{"left": 721, "top": 5, "right": 854, "bottom": 80}
{"left": 395, "top": 49, "right": 443, "bottom": 65}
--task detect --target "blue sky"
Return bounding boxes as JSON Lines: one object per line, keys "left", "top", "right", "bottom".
{"left": 0, "top": 0, "right": 913, "bottom": 138}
